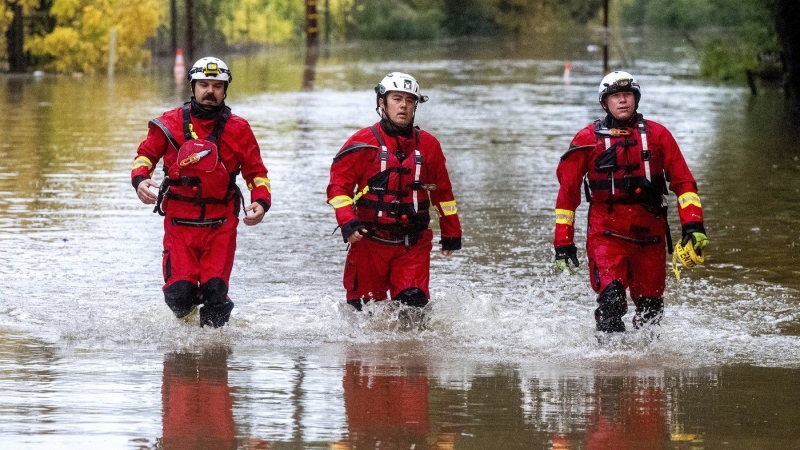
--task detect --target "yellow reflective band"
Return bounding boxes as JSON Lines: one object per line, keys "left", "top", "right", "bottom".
{"left": 132, "top": 156, "right": 153, "bottom": 171}
{"left": 249, "top": 177, "right": 271, "bottom": 193}
{"left": 328, "top": 195, "right": 353, "bottom": 209}
{"left": 678, "top": 192, "right": 701, "bottom": 209}
{"left": 555, "top": 208, "right": 575, "bottom": 226}
{"left": 188, "top": 124, "right": 198, "bottom": 140}
{"left": 440, "top": 200, "right": 457, "bottom": 216}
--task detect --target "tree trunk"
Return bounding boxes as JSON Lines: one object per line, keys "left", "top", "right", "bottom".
{"left": 776, "top": 0, "right": 800, "bottom": 113}
{"left": 6, "top": 2, "right": 27, "bottom": 73}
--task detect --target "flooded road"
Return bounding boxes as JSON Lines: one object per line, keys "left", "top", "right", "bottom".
{"left": 1, "top": 34, "right": 799, "bottom": 448}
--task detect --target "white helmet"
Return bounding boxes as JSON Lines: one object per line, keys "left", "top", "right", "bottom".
{"left": 598, "top": 70, "right": 640, "bottom": 105}
{"left": 375, "top": 72, "right": 428, "bottom": 103}
{"left": 187, "top": 57, "right": 232, "bottom": 84}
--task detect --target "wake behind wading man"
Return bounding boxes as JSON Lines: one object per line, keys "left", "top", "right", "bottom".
{"left": 327, "top": 72, "right": 462, "bottom": 316}
{"left": 554, "top": 71, "right": 708, "bottom": 333}
{"left": 132, "top": 57, "right": 271, "bottom": 327}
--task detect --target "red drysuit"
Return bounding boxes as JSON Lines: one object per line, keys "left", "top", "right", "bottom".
{"left": 327, "top": 122, "right": 461, "bottom": 306}
{"left": 132, "top": 102, "right": 270, "bottom": 324}
{"left": 555, "top": 115, "right": 703, "bottom": 321}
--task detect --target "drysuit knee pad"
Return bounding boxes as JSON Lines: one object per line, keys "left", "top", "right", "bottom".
{"left": 394, "top": 288, "right": 428, "bottom": 308}
{"left": 163, "top": 280, "right": 199, "bottom": 317}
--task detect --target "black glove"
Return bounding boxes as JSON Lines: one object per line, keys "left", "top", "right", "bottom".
{"left": 555, "top": 244, "right": 579, "bottom": 271}
{"left": 681, "top": 222, "right": 708, "bottom": 251}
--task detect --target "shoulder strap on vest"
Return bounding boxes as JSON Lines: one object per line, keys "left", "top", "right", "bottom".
{"left": 208, "top": 107, "right": 232, "bottom": 144}
{"left": 369, "top": 125, "right": 386, "bottom": 147}
{"left": 333, "top": 143, "right": 380, "bottom": 163}
{"left": 182, "top": 103, "right": 193, "bottom": 140}
{"left": 149, "top": 118, "right": 181, "bottom": 151}
{"left": 181, "top": 103, "right": 232, "bottom": 143}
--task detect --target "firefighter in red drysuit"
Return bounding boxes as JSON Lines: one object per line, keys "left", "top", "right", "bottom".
{"left": 554, "top": 71, "right": 708, "bottom": 333}
{"left": 133, "top": 57, "right": 271, "bottom": 327}
{"left": 327, "top": 72, "right": 462, "bottom": 310}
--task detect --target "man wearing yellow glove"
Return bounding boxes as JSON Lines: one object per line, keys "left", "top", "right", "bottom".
{"left": 553, "top": 71, "right": 708, "bottom": 333}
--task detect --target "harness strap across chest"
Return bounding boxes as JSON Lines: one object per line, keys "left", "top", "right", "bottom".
{"left": 369, "top": 126, "right": 423, "bottom": 214}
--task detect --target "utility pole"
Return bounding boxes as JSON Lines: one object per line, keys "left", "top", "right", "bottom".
{"left": 185, "top": 0, "right": 195, "bottom": 64}
{"left": 305, "top": 0, "right": 319, "bottom": 47}
{"left": 303, "top": 0, "right": 320, "bottom": 90}
{"left": 170, "top": 0, "right": 177, "bottom": 55}
{"left": 324, "top": 0, "right": 330, "bottom": 46}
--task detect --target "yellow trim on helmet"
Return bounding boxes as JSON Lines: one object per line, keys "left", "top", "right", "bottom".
{"left": 678, "top": 192, "right": 701, "bottom": 209}
{"left": 555, "top": 208, "right": 575, "bottom": 226}
{"left": 328, "top": 195, "right": 353, "bottom": 209}
{"left": 132, "top": 156, "right": 153, "bottom": 171}
{"left": 249, "top": 176, "right": 271, "bottom": 193}
{"left": 439, "top": 200, "right": 458, "bottom": 216}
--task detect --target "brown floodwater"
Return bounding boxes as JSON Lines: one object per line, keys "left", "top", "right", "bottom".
{"left": 0, "top": 33, "right": 798, "bottom": 449}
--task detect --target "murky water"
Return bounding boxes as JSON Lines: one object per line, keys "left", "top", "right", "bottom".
{"left": 1, "top": 34, "right": 799, "bottom": 449}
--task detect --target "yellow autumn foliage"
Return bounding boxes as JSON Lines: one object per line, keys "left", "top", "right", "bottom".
{"left": 26, "top": 0, "right": 160, "bottom": 74}
{"left": 224, "top": 0, "right": 295, "bottom": 45}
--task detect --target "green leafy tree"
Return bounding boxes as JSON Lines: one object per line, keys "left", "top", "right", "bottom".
{"left": 26, "top": 0, "right": 159, "bottom": 74}
{"left": 347, "top": 0, "right": 444, "bottom": 40}
{"left": 621, "top": 0, "right": 777, "bottom": 82}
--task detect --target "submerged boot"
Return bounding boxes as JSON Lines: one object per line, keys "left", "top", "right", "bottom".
{"left": 633, "top": 296, "right": 664, "bottom": 329}
{"left": 164, "top": 280, "right": 200, "bottom": 320}
{"left": 198, "top": 278, "right": 234, "bottom": 328}
{"left": 200, "top": 297, "right": 234, "bottom": 328}
{"left": 394, "top": 288, "right": 429, "bottom": 331}
{"left": 595, "top": 281, "right": 628, "bottom": 333}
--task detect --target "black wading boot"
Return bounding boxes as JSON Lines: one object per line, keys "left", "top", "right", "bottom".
{"left": 198, "top": 278, "right": 234, "bottom": 328}
{"left": 633, "top": 296, "right": 664, "bottom": 329}
{"left": 595, "top": 281, "right": 628, "bottom": 333}
{"left": 394, "top": 288, "right": 429, "bottom": 331}
{"left": 164, "top": 280, "right": 200, "bottom": 320}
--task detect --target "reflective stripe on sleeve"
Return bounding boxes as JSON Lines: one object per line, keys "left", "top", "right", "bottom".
{"left": 439, "top": 200, "right": 457, "bottom": 216}
{"left": 555, "top": 208, "right": 575, "bottom": 226}
{"left": 678, "top": 192, "right": 701, "bottom": 209}
{"left": 132, "top": 156, "right": 153, "bottom": 171}
{"left": 328, "top": 195, "right": 354, "bottom": 209}
{"left": 248, "top": 176, "right": 271, "bottom": 193}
